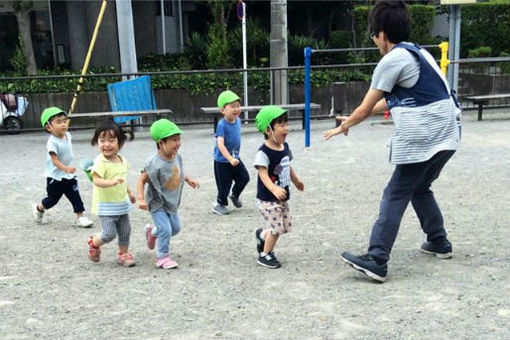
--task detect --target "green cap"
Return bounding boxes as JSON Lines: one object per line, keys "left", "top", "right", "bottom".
{"left": 150, "top": 118, "right": 183, "bottom": 142}
{"left": 79, "top": 158, "right": 94, "bottom": 182}
{"left": 41, "top": 107, "right": 66, "bottom": 128}
{"left": 255, "top": 106, "right": 287, "bottom": 133}
{"left": 217, "top": 90, "right": 241, "bottom": 108}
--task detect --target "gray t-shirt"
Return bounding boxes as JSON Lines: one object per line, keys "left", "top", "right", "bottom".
{"left": 45, "top": 132, "right": 76, "bottom": 180}
{"left": 370, "top": 42, "right": 420, "bottom": 92}
{"left": 143, "top": 153, "right": 184, "bottom": 214}
{"left": 370, "top": 43, "right": 460, "bottom": 165}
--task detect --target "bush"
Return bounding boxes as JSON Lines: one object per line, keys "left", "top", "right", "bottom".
{"left": 354, "top": 4, "right": 436, "bottom": 46}
{"left": 461, "top": 1, "right": 510, "bottom": 57}
{"left": 185, "top": 32, "right": 207, "bottom": 70}
{"left": 499, "top": 51, "right": 510, "bottom": 74}
{"left": 10, "top": 37, "right": 27, "bottom": 75}
{"left": 408, "top": 5, "right": 436, "bottom": 45}
{"left": 468, "top": 46, "right": 492, "bottom": 58}
{"left": 288, "top": 34, "right": 329, "bottom": 66}
{"left": 328, "top": 30, "right": 352, "bottom": 64}
{"left": 228, "top": 18, "right": 269, "bottom": 68}
{"left": 138, "top": 53, "right": 191, "bottom": 71}
{"left": 207, "top": 23, "right": 231, "bottom": 69}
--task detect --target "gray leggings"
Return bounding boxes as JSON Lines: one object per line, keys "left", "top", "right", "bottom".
{"left": 99, "top": 214, "right": 131, "bottom": 246}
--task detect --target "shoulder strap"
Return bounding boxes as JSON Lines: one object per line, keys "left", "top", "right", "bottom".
{"left": 418, "top": 47, "right": 461, "bottom": 111}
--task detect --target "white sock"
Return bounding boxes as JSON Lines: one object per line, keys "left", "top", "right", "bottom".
{"left": 260, "top": 252, "right": 267, "bottom": 257}
{"left": 260, "top": 229, "right": 266, "bottom": 241}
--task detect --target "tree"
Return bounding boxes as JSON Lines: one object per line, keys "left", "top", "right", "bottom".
{"left": 204, "top": 0, "right": 234, "bottom": 68}
{"left": 10, "top": 0, "right": 37, "bottom": 75}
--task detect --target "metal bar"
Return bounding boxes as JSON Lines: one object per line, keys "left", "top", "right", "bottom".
{"left": 160, "top": 0, "right": 166, "bottom": 54}
{"left": 68, "top": 0, "right": 108, "bottom": 115}
{"left": 313, "top": 45, "right": 439, "bottom": 53}
{"left": 47, "top": 0, "right": 57, "bottom": 68}
{"left": 304, "top": 47, "right": 312, "bottom": 148}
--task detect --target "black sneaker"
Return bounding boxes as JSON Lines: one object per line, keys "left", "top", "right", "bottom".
{"left": 341, "top": 251, "right": 387, "bottom": 282}
{"left": 420, "top": 239, "right": 452, "bottom": 259}
{"left": 229, "top": 195, "right": 242, "bottom": 208}
{"left": 255, "top": 228, "right": 265, "bottom": 254}
{"left": 257, "top": 252, "right": 281, "bottom": 269}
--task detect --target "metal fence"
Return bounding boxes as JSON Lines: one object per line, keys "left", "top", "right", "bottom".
{"left": 1, "top": 51, "right": 510, "bottom": 133}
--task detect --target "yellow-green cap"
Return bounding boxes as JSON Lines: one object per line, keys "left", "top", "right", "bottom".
{"left": 150, "top": 118, "right": 183, "bottom": 142}
{"left": 41, "top": 107, "right": 66, "bottom": 127}
{"left": 217, "top": 90, "right": 241, "bottom": 108}
{"left": 255, "top": 106, "right": 287, "bottom": 133}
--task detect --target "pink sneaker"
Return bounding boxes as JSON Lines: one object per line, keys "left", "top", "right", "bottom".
{"left": 145, "top": 224, "right": 157, "bottom": 250}
{"left": 88, "top": 237, "right": 101, "bottom": 262}
{"left": 156, "top": 256, "right": 178, "bottom": 269}
{"left": 117, "top": 252, "right": 136, "bottom": 267}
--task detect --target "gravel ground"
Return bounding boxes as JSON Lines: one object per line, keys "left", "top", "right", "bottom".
{"left": 1, "top": 111, "right": 510, "bottom": 339}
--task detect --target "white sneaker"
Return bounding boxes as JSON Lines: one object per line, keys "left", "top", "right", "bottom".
{"left": 77, "top": 216, "right": 94, "bottom": 228}
{"left": 32, "top": 203, "right": 44, "bottom": 224}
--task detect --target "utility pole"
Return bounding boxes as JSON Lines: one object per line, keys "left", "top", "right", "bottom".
{"left": 115, "top": 0, "right": 138, "bottom": 80}
{"left": 270, "top": 0, "right": 288, "bottom": 105}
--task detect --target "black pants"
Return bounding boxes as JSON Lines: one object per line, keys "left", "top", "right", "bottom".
{"left": 214, "top": 160, "right": 250, "bottom": 206}
{"left": 42, "top": 177, "right": 85, "bottom": 213}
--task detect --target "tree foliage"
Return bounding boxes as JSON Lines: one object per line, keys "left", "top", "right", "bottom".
{"left": 461, "top": 1, "right": 510, "bottom": 57}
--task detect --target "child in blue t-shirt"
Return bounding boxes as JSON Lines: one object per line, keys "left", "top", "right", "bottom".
{"left": 32, "top": 107, "right": 94, "bottom": 228}
{"left": 212, "top": 90, "right": 250, "bottom": 215}
{"left": 253, "top": 106, "right": 304, "bottom": 269}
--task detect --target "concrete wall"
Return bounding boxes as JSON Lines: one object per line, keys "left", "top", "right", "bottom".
{"left": 19, "top": 84, "right": 337, "bottom": 130}
{"left": 459, "top": 74, "right": 510, "bottom": 97}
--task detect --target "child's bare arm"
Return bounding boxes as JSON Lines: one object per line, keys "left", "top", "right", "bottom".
{"left": 217, "top": 136, "right": 239, "bottom": 166}
{"left": 185, "top": 175, "right": 200, "bottom": 189}
{"left": 290, "top": 166, "right": 304, "bottom": 191}
{"left": 258, "top": 166, "right": 287, "bottom": 200}
{"left": 92, "top": 173, "right": 123, "bottom": 188}
{"left": 137, "top": 171, "right": 149, "bottom": 210}
{"left": 50, "top": 153, "right": 76, "bottom": 173}
{"left": 127, "top": 186, "right": 136, "bottom": 203}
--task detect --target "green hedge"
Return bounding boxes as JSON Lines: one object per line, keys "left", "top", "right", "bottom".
{"left": 0, "top": 67, "right": 373, "bottom": 95}
{"left": 354, "top": 4, "right": 437, "bottom": 47}
{"left": 461, "top": 1, "right": 510, "bottom": 57}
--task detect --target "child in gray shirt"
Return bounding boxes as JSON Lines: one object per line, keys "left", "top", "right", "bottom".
{"left": 137, "top": 119, "right": 199, "bottom": 269}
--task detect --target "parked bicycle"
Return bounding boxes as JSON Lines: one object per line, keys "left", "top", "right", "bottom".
{"left": 0, "top": 94, "right": 28, "bottom": 134}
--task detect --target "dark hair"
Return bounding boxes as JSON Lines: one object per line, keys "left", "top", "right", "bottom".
{"left": 45, "top": 112, "right": 67, "bottom": 134}
{"left": 264, "top": 112, "right": 288, "bottom": 140}
{"left": 369, "top": 0, "right": 410, "bottom": 44}
{"left": 90, "top": 119, "right": 131, "bottom": 148}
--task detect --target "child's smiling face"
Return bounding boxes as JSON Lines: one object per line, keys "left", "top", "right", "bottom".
{"left": 220, "top": 101, "right": 241, "bottom": 123}
{"left": 97, "top": 130, "right": 120, "bottom": 160}
{"left": 159, "top": 134, "right": 181, "bottom": 159}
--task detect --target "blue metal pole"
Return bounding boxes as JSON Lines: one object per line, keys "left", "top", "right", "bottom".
{"left": 304, "top": 46, "right": 312, "bottom": 147}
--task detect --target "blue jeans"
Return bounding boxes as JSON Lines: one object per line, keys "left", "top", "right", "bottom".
{"left": 368, "top": 150, "right": 456, "bottom": 261}
{"left": 151, "top": 210, "right": 182, "bottom": 259}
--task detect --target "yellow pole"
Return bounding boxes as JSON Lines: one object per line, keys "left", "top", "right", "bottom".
{"left": 68, "top": 0, "right": 109, "bottom": 116}
{"left": 439, "top": 41, "right": 449, "bottom": 76}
